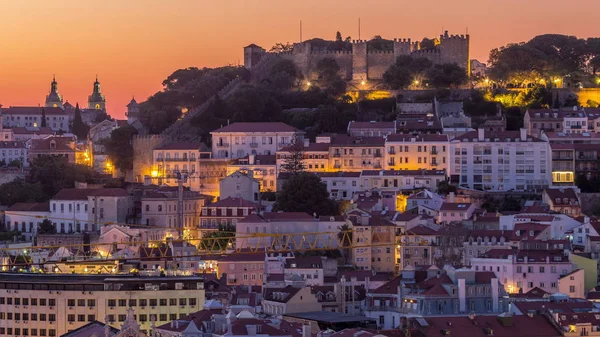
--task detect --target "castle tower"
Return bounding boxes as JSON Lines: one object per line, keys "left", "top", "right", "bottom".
{"left": 126, "top": 97, "right": 140, "bottom": 124}
{"left": 352, "top": 40, "right": 368, "bottom": 81}
{"left": 243, "top": 44, "right": 266, "bottom": 69}
{"left": 88, "top": 75, "right": 106, "bottom": 110}
{"left": 439, "top": 31, "right": 471, "bottom": 76}
{"left": 45, "top": 75, "right": 63, "bottom": 108}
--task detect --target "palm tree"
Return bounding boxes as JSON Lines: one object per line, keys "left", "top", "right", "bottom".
{"left": 337, "top": 224, "right": 353, "bottom": 265}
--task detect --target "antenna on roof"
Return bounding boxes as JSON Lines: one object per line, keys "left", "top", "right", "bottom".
{"left": 358, "top": 18, "right": 361, "bottom": 40}
{"left": 300, "top": 20, "right": 303, "bottom": 43}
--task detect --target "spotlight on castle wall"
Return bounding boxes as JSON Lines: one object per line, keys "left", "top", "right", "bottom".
{"left": 361, "top": 80, "right": 366, "bottom": 86}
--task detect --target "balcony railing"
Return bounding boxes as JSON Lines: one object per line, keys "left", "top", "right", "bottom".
{"left": 333, "top": 153, "right": 341, "bottom": 157}
{"left": 374, "top": 153, "right": 383, "bottom": 158}
{"left": 430, "top": 150, "right": 438, "bottom": 155}
{"left": 215, "top": 143, "right": 229, "bottom": 148}
{"left": 249, "top": 142, "right": 259, "bottom": 148}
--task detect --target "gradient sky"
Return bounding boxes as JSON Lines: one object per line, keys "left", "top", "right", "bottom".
{"left": 1, "top": 0, "right": 598, "bottom": 119}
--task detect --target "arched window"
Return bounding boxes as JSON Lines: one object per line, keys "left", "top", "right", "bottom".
{"left": 95, "top": 104, "right": 100, "bottom": 109}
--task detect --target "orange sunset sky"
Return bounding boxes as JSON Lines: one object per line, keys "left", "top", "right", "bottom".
{"left": 1, "top": 0, "right": 598, "bottom": 119}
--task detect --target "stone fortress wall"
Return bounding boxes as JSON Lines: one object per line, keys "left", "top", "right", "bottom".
{"left": 246, "top": 31, "right": 470, "bottom": 82}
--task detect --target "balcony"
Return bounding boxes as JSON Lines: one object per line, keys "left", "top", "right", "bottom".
{"left": 374, "top": 153, "right": 383, "bottom": 158}
{"left": 249, "top": 142, "right": 259, "bottom": 148}
{"left": 431, "top": 162, "right": 438, "bottom": 166}
{"left": 578, "top": 156, "right": 596, "bottom": 161}
{"left": 334, "top": 164, "right": 341, "bottom": 169}
{"left": 215, "top": 143, "right": 229, "bottom": 148}
{"left": 430, "top": 149, "right": 438, "bottom": 155}
{"left": 388, "top": 162, "right": 396, "bottom": 166}
{"left": 333, "top": 153, "right": 341, "bottom": 157}
{"left": 388, "top": 150, "right": 396, "bottom": 155}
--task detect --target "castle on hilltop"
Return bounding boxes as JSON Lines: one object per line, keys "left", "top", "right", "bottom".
{"left": 244, "top": 31, "right": 470, "bottom": 82}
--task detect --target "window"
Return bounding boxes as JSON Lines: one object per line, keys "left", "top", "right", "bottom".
{"left": 169, "top": 298, "right": 177, "bottom": 306}
{"left": 570, "top": 286, "right": 576, "bottom": 293}
{"left": 49, "top": 314, "right": 56, "bottom": 322}
{"left": 139, "top": 299, "right": 147, "bottom": 307}
{"left": 150, "top": 299, "right": 158, "bottom": 307}
{"left": 179, "top": 298, "right": 187, "bottom": 306}
{"left": 129, "top": 299, "right": 137, "bottom": 307}
{"left": 189, "top": 298, "right": 197, "bottom": 306}
{"left": 78, "top": 314, "right": 85, "bottom": 322}
{"left": 160, "top": 299, "right": 167, "bottom": 306}
{"left": 118, "top": 315, "right": 126, "bottom": 322}
{"left": 49, "top": 299, "right": 55, "bottom": 307}
{"left": 118, "top": 299, "right": 127, "bottom": 307}
{"left": 67, "top": 299, "right": 75, "bottom": 307}
{"left": 108, "top": 299, "right": 116, "bottom": 307}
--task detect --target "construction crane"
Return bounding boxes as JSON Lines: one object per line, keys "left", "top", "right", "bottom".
{"left": 0, "top": 228, "right": 404, "bottom": 270}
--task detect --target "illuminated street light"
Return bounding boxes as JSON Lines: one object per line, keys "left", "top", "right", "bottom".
{"left": 361, "top": 80, "right": 366, "bottom": 86}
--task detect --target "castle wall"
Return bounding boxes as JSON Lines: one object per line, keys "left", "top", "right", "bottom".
{"left": 367, "top": 51, "right": 395, "bottom": 80}
{"left": 254, "top": 31, "right": 470, "bottom": 83}
{"left": 132, "top": 135, "right": 169, "bottom": 183}
{"left": 439, "top": 34, "right": 470, "bottom": 74}
{"left": 352, "top": 41, "right": 368, "bottom": 81}
{"left": 309, "top": 52, "right": 353, "bottom": 80}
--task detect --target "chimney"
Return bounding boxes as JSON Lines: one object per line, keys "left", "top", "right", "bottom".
{"left": 491, "top": 278, "right": 499, "bottom": 312}
{"left": 449, "top": 192, "right": 455, "bottom": 203}
{"left": 246, "top": 324, "right": 257, "bottom": 336}
{"left": 520, "top": 128, "right": 527, "bottom": 141}
{"left": 303, "top": 138, "right": 310, "bottom": 147}
{"left": 302, "top": 323, "right": 311, "bottom": 337}
{"left": 477, "top": 128, "right": 485, "bottom": 141}
{"left": 458, "top": 278, "right": 466, "bottom": 312}
{"left": 249, "top": 154, "right": 255, "bottom": 165}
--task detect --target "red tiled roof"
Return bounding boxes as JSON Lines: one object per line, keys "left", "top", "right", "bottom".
{"left": 330, "top": 135, "right": 385, "bottom": 147}
{"left": 543, "top": 188, "right": 579, "bottom": 206}
{"left": 586, "top": 291, "right": 600, "bottom": 300}
{"left": 361, "top": 169, "right": 446, "bottom": 176}
{"left": 232, "top": 154, "right": 276, "bottom": 165}
{"left": 220, "top": 251, "right": 264, "bottom": 262}
{"left": 406, "top": 225, "right": 439, "bottom": 236}
{"left": 212, "top": 122, "right": 299, "bottom": 133}
{"left": 209, "top": 197, "right": 260, "bottom": 208}
{"left": 53, "top": 188, "right": 128, "bottom": 200}
{"left": 5, "top": 106, "right": 67, "bottom": 116}
{"left": 474, "top": 271, "right": 496, "bottom": 284}
{"left": 348, "top": 121, "right": 396, "bottom": 129}
{"left": 386, "top": 134, "right": 449, "bottom": 142}
{"left": 156, "top": 309, "right": 222, "bottom": 332}
{"left": 513, "top": 300, "right": 594, "bottom": 314}
{"left": 263, "top": 285, "right": 302, "bottom": 303}
{"left": 229, "top": 318, "right": 290, "bottom": 336}
{"left": 11, "top": 126, "right": 54, "bottom": 135}
{"left": 239, "top": 212, "right": 314, "bottom": 223}
{"left": 440, "top": 202, "right": 472, "bottom": 211}
{"left": 371, "top": 276, "right": 402, "bottom": 294}
{"left": 417, "top": 315, "right": 562, "bottom": 337}
{"left": 29, "top": 136, "right": 74, "bottom": 152}
{"left": 511, "top": 286, "right": 549, "bottom": 299}
{"left": 6, "top": 202, "right": 50, "bottom": 212}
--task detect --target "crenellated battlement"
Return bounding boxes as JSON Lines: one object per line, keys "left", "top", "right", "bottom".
{"left": 367, "top": 50, "right": 395, "bottom": 54}
{"left": 310, "top": 50, "right": 353, "bottom": 55}
{"left": 412, "top": 48, "right": 441, "bottom": 55}
{"left": 245, "top": 30, "right": 470, "bottom": 81}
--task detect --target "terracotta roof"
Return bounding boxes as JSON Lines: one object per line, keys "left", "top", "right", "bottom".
{"left": 586, "top": 291, "right": 600, "bottom": 300}
{"left": 239, "top": 212, "right": 314, "bottom": 223}
{"left": 513, "top": 300, "right": 594, "bottom": 314}
{"left": 209, "top": 197, "right": 260, "bottom": 208}
{"left": 543, "top": 188, "right": 579, "bottom": 205}
{"left": 474, "top": 271, "right": 496, "bottom": 284}
{"left": 52, "top": 188, "right": 128, "bottom": 200}
{"left": 212, "top": 122, "right": 299, "bottom": 133}
{"left": 285, "top": 256, "right": 324, "bottom": 269}
{"left": 229, "top": 318, "right": 290, "bottom": 336}
{"left": 156, "top": 308, "right": 222, "bottom": 332}
{"left": 263, "top": 285, "right": 302, "bottom": 303}
{"left": 371, "top": 276, "right": 403, "bottom": 294}
{"left": 220, "top": 252, "right": 264, "bottom": 262}
{"left": 330, "top": 135, "right": 385, "bottom": 147}
{"left": 60, "top": 320, "right": 119, "bottom": 337}
{"left": 386, "top": 134, "right": 449, "bottom": 142}
{"left": 11, "top": 126, "right": 54, "bottom": 135}
{"left": 556, "top": 312, "right": 600, "bottom": 327}
{"left": 6, "top": 202, "right": 49, "bottom": 212}
{"left": 406, "top": 225, "right": 439, "bottom": 236}
{"left": 4, "top": 106, "right": 67, "bottom": 116}
{"left": 361, "top": 169, "right": 446, "bottom": 176}
{"left": 348, "top": 121, "right": 396, "bottom": 129}
{"left": 440, "top": 202, "right": 472, "bottom": 211}
{"left": 416, "top": 315, "right": 562, "bottom": 337}
{"left": 29, "top": 136, "right": 74, "bottom": 152}
{"left": 315, "top": 171, "right": 361, "bottom": 178}
{"left": 155, "top": 141, "right": 206, "bottom": 150}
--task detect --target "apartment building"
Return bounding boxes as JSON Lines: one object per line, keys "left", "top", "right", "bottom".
{"left": 524, "top": 109, "right": 564, "bottom": 137}
{"left": 365, "top": 266, "right": 508, "bottom": 330}
{"left": 199, "top": 197, "right": 260, "bottom": 233}
{"left": 153, "top": 141, "right": 205, "bottom": 186}
{"left": 384, "top": 134, "right": 449, "bottom": 171}
{"left": 0, "top": 141, "right": 28, "bottom": 167}
{"left": 28, "top": 136, "right": 77, "bottom": 164}
{"left": 470, "top": 249, "right": 575, "bottom": 294}
{"left": 542, "top": 187, "right": 582, "bottom": 217}
{"left": 347, "top": 210, "right": 397, "bottom": 273}
{"left": 216, "top": 252, "right": 265, "bottom": 286}
{"left": 450, "top": 129, "right": 551, "bottom": 191}
{"left": 276, "top": 142, "right": 330, "bottom": 172}
{"left": 360, "top": 170, "right": 446, "bottom": 192}
{"left": 211, "top": 122, "right": 303, "bottom": 159}
{"left": 399, "top": 225, "right": 439, "bottom": 268}
{"left": 328, "top": 135, "right": 385, "bottom": 171}
{"left": 226, "top": 154, "right": 277, "bottom": 191}
{"left": 140, "top": 186, "right": 206, "bottom": 230}
{"left": 550, "top": 143, "right": 600, "bottom": 184}
{"left": 2, "top": 106, "right": 69, "bottom": 132}
{"left": 0, "top": 273, "right": 204, "bottom": 337}
{"left": 347, "top": 121, "right": 396, "bottom": 137}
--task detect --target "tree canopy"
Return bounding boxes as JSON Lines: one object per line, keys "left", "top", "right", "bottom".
{"left": 37, "top": 219, "right": 57, "bottom": 235}
{"left": 488, "top": 34, "right": 600, "bottom": 86}
{"left": 280, "top": 135, "right": 306, "bottom": 174}
{"left": 383, "top": 55, "right": 433, "bottom": 89}
{"left": 72, "top": 103, "right": 89, "bottom": 141}
{"left": 315, "top": 58, "right": 347, "bottom": 96}
{"left": 275, "top": 172, "right": 338, "bottom": 216}
{"left": 28, "top": 156, "right": 97, "bottom": 198}
{"left": 104, "top": 125, "right": 138, "bottom": 173}
{"left": 425, "top": 63, "right": 469, "bottom": 88}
